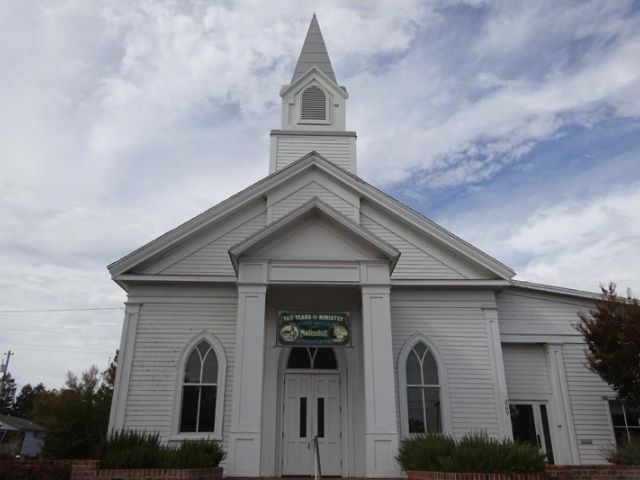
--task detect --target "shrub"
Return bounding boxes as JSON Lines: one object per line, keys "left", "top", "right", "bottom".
{"left": 396, "top": 432, "right": 546, "bottom": 474}
{"left": 607, "top": 440, "right": 640, "bottom": 465}
{"left": 99, "top": 430, "right": 162, "bottom": 469}
{"left": 166, "top": 440, "right": 226, "bottom": 469}
{"left": 439, "top": 433, "right": 546, "bottom": 473}
{"left": 99, "top": 430, "right": 225, "bottom": 469}
{"left": 396, "top": 433, "right": 456, "bottom": 471}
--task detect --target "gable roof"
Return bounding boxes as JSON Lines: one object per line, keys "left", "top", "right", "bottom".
{"left": 0, "top": 415, "right": 45, "bottom": 432}
{"left": 229, "top": 197, "right": 400, "bottom": 273}
{"left": 280, "top": 65, "right": 348, "bottom": 99}
{"left": 292, "top": 14, "right": 336, "bottom": 83}
{"left": 108, "top": 152, "right": 515, "bottom": 280}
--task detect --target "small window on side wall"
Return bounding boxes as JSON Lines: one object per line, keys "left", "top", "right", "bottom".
{"left": 300, "top": 85, "right": 327, "bottom": 121}
{"left": 609, "top": 399, "right": 640, "bottom": 445}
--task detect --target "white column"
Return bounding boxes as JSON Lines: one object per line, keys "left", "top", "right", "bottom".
{"left": 227, "top": 277, "right": 267, "bottom": 476}
{"left": 108, "top": 302, "right": 141, "bottom": 432}
{"left": 361, "top": 277, "right": 400, "bottom": 477}
{"left": 483, "top": 305, "right": 513, "bottom": 439}
{"left": 546, "top": 344, "right": 580, "bottom": 464}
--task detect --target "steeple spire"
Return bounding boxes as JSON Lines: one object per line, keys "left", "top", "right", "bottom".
{"left": 292, "top": 14, "right": 337, "bottom": 83}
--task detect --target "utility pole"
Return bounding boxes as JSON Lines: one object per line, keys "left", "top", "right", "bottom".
{"left": 0, "top": 350, "right": 13, "bottom": 397}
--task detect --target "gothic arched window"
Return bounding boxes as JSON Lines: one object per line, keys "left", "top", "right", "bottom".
{"left": 300, "top": 85, "right": 327, "bottom": 121}
{"left": 404, "top": 341, "right": 442, "bottom": 434}
{"left": 178, "top": 337, "right": 225, "bottom": 435}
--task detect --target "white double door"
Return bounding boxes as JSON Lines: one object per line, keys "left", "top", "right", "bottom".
{"left": 282, "top": 373, "right": 342, "bottom": 476}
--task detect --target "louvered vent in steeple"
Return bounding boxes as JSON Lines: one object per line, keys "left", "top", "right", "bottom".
{"left": 301, "top": 86, "right": 327, "bottom": 121}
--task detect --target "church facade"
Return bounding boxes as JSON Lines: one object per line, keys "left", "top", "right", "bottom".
{"left": 107, "top": 16, "right": 627, "bottom": 478}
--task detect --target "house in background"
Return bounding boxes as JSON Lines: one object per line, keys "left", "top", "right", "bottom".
{"left": 0, "top": 414, "right": 45, "bottom": 458}
{"left": 106, "top": 15, "right": 632, "bottom": 477}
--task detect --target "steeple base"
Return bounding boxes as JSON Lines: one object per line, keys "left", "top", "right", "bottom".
{"left": 269, "top": 130, "right": 357, "bottom": 174}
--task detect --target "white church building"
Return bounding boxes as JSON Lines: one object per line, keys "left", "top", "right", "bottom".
{"left": 107, "top": 16, "right": 631, "bottom": 478}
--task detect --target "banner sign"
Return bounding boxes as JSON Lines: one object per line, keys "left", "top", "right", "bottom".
{"left": 278, "top": 311, "right": 350, "bottom": 346}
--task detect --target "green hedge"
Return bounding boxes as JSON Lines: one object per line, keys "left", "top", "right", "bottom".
{"left": 99, "top": 430, "right": 225, "bottom": 469}
{"left": 607, "top": 440, "right": 640, "bottom": 465}
{"left": 397, "top": 432, "right": 546, "bottom": 473}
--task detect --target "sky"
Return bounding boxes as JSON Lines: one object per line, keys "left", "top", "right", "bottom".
{"left": 1, "top": 0, "right": 639, "bottom": 389}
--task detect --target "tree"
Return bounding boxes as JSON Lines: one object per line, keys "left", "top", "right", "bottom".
{"left": 12, "top": 383, "right": 47, "bottom": 419}
{"left": 577, "top": 283, "right": 640, "bottom": 407}
{"left": 103, "top": 350, "right": 118, "bottom": 391}
{"left": 32, "top": 365, "right": 112, "bottom": 459}
{"left": 0, "top": 373, "right": 17, "bottom": 415}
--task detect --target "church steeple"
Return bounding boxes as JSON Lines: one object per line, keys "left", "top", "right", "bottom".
{"left": 292, "top": 14, "right": 337, "bottom": 83}
{"left": 269, "top": 15, "right": 356, "bottom": 175}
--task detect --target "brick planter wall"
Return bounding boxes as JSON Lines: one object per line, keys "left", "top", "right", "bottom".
{"left": 71, "top": 460, "right": 223, "bottom": 480}
{"left": 546, "top": 465, "right": 640, "bottom": 479}
{"left": 408, "top": 466, "right": 640, "bottom": 480}
{"left": 0, "top": 459, "right": 72, "bottom": 479}
{"left": 408, "top": 471, "right": 543, "bottom": 480}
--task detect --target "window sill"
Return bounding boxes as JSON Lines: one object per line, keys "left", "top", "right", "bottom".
{"left": 168, "top": 433, "right": 223, "bottom": 442}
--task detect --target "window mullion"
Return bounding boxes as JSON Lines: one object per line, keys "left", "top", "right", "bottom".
{"left": 622, "top": 402, "right": 631, "bottom": 442}
{"left": 195, "top": 386, "right": 202, "bottom": 433}
{"left": 420, "top": 384, "right": 428, "bottom": 433}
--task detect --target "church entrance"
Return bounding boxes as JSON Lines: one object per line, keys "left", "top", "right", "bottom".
{"left": 281, "top": 348, "right": 342, "bottom": 476}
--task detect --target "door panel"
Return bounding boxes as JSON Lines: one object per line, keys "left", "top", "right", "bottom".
{"left": 282, "top": 373, "right": 342, "bottom": 475}
{"left": 314, "top": 375, "right": 341, "bottom": 475}
{"left": 510, "top": 402, "right": 554, "bottom": 464}
{"left": 282, "top": 375, "right": 313, "bottom": 475}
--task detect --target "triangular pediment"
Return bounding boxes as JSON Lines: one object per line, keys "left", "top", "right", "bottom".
{"left": 280, "top": 66, "right": 348, "bottom": 99}
{"left": 109, "top": 152, "right": 514, "bottom": 284}
{"left": 229, "top": 198, "right": 399, "bottom": 274}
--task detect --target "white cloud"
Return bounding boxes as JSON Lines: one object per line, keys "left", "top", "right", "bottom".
{"left": 447, "top": 185, "right": 640, "bottom": 295}
{"left": 507, "top": 186, "right": 640, "bottom": 294}
{"left": 355, "top": 19, "right": 640, "bottom": 186}
{"left": 0, "top": 0, "right": 639, "bottom": 386}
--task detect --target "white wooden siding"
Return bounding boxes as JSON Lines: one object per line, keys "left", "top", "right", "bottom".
{"left": 563, "top": 344, "right": 615, "bottom": 464}
{"left": 274, "top": 135, "right": 354, "bottom": 171}
{"left": 270, "top": 181, "right": 357, "bottom": 222}
{"left": 361, "top": 214, "right": 465, "bottom": 279}
{"left": 391, "top": 289, "right": 500, "bottom": 438}
{"left": 496, "top": 289, "right": 592, "bottom": 337}
{"left": 123, "top": 285, "right": 237, "bottom": 447}
{"left": 502, "top": 344, "right": 551, "bottom": 400}
{"left": 160, "top": 212, "right": 266, "bottom": 276}
{"left": 497, "top": 288, "right": 615, "bottom": 464}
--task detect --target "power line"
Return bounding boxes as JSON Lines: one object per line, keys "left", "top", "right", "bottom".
{"left": 0, "top": 307, "right": 124, "bottom": 314}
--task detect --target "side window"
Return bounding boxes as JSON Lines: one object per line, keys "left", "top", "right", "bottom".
{"left": 405, "top": 341, "right": 442, "bottom": 434}
{"left": 609, "top": 399, "right": 640, "bottom": 445}
{"left": 179, "top": 338, "right": 224, "bottom": 435}
{"left": 300, "top": 85, "right": 327, "bottom": 121}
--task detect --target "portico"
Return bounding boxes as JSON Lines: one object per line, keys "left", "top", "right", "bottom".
{"left": 225, "top": 199, "right": 401, "bottom": 477}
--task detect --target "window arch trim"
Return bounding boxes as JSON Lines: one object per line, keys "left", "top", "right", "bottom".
{"left": 171, "top": 331, "right": 227, "bottom": 440}
{"left": 398, "top": 333, "right": 451, "bottom": 437}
